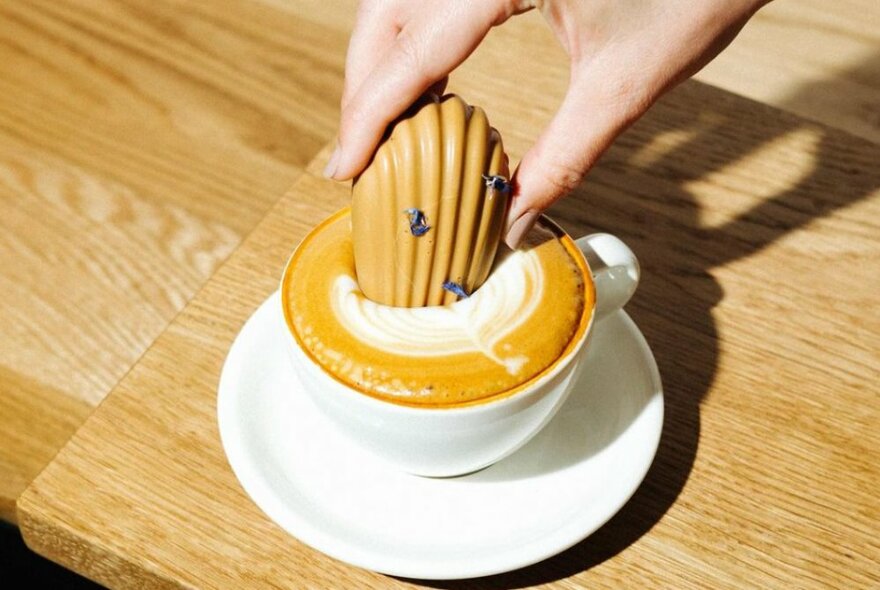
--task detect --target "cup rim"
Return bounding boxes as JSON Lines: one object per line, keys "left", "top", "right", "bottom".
{"left": 279, "top": 207, "right": 597, "bottom": 414}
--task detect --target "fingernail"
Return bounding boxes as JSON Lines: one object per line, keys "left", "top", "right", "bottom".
{"left": 323, "top": 145, "right": 341, "bottom": 179}
{"left": 505, "top": 210, "right": 540, "bottom": 250}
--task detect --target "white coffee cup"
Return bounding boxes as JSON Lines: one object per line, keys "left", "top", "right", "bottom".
{"left": 280, "top": 217, "right": 639, "bottom": 477}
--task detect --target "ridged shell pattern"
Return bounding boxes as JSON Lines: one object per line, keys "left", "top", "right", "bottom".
{"left": 352, "top": 94, "right": 510, "bottom": 307}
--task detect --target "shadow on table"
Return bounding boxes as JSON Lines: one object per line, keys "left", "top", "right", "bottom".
{"left": 406, "top": 49, "right": 880, "bottom": 589}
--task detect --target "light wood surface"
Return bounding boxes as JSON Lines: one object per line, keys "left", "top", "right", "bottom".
{"left": 2, "top": 0, "right": 878, "bottom": 526}
{"left": 3, "top": 0, "right": 879, "bottom": 583}
{"left": 0, "top": 0, "right": 347, "bottom": 521}
{"left": 697, "top": 0, "right": 880, "bottom": 144}
{"left": 18, "top": 59, "right": 880, "bottom": 590}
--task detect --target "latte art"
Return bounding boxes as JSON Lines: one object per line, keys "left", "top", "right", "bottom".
{"left": 330, "top": 245, "right": 544, "bottom": 375}
{"left": 283, "top": 208, "right": 593, "bottom": 407}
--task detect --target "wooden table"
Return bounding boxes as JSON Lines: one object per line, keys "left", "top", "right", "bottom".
{"left": 0, "top": 0, "right": 349, "bottom": 520}
{"left": 3, "top": 0, "right": 879, "bottom": 526}
{"left": 17, "top": 29, "right": 880, "bottom": 590}
{"left": 5, "top": 0, "right": 880, "bottom": 587}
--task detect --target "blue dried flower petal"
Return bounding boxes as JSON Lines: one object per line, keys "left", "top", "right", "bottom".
{"left": 442, "top": 281, "right": 469, "bottom": 299}
{"left": 404, "top": 208, "right": 431, "bottom": 236}
{"left": 482, "top": 174, "right": 510, "bottom": 193}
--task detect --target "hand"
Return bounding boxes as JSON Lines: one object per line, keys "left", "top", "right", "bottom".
{"left": 326, "top": 0, "right": 769, "bottom": 247}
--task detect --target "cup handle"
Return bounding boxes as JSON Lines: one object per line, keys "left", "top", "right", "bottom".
{"left": 575, "top": 234, "right": 640, "bottom": 321}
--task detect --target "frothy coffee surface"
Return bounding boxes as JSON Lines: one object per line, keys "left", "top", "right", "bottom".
{"left": 283, "top": 209, "right": 592, "bottom": 407}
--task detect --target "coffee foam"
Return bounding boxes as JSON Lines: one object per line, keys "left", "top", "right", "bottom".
{"left": 329, "top": 245, "right": 542, "bottom": 375}
{"left": 283, "top": 208, "right": 593, "bottom": 407}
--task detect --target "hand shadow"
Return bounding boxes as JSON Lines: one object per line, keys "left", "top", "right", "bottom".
{"left": 407, "top": 50, "right": 880, "bottom": 589}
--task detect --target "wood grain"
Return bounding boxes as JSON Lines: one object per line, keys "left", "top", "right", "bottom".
{"left": 696, "top": 0, "right": 880, "bottom": 144}
{"left": 0, "top": 366, "right": 92, "bottom": 521}
{"left": 18, "top": 71, "right": 880, "bottom": 589}
{"left": 0, "top": 0, "right": 346, "bottom": 521}
{"left": 2, "top": 0, "right": 878, "bottom": 559}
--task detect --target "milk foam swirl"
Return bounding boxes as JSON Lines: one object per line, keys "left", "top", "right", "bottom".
{"left": 330, "top": 250, "right": 543, "bottom": 375}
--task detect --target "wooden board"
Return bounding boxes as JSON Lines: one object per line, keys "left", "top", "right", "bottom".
{"left": 17, "top": 76, "right": 880, "bottom": 586}
{"left": 2, "top": 0, "right": 878, "bottom": 541}
{"left": 0, "top": 0, "right": 347, "bottom": 521}
{"left": 697, "top": 0, "right": 880, "bottom": 144}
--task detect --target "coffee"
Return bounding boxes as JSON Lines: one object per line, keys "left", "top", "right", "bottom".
{"left": 282, "top": 208, "right": 594, "bottom": 407}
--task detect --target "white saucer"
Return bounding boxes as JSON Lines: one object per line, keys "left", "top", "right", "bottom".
{"left": 218, "top": 292, "right": 663, "bottom": 580}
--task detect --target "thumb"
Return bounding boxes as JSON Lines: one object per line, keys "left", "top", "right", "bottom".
{"left": 328, "top": 2, "right": 514, "bottom": 181}
{"left": 504, "top": 71, "right": 646, "bottom": 248}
